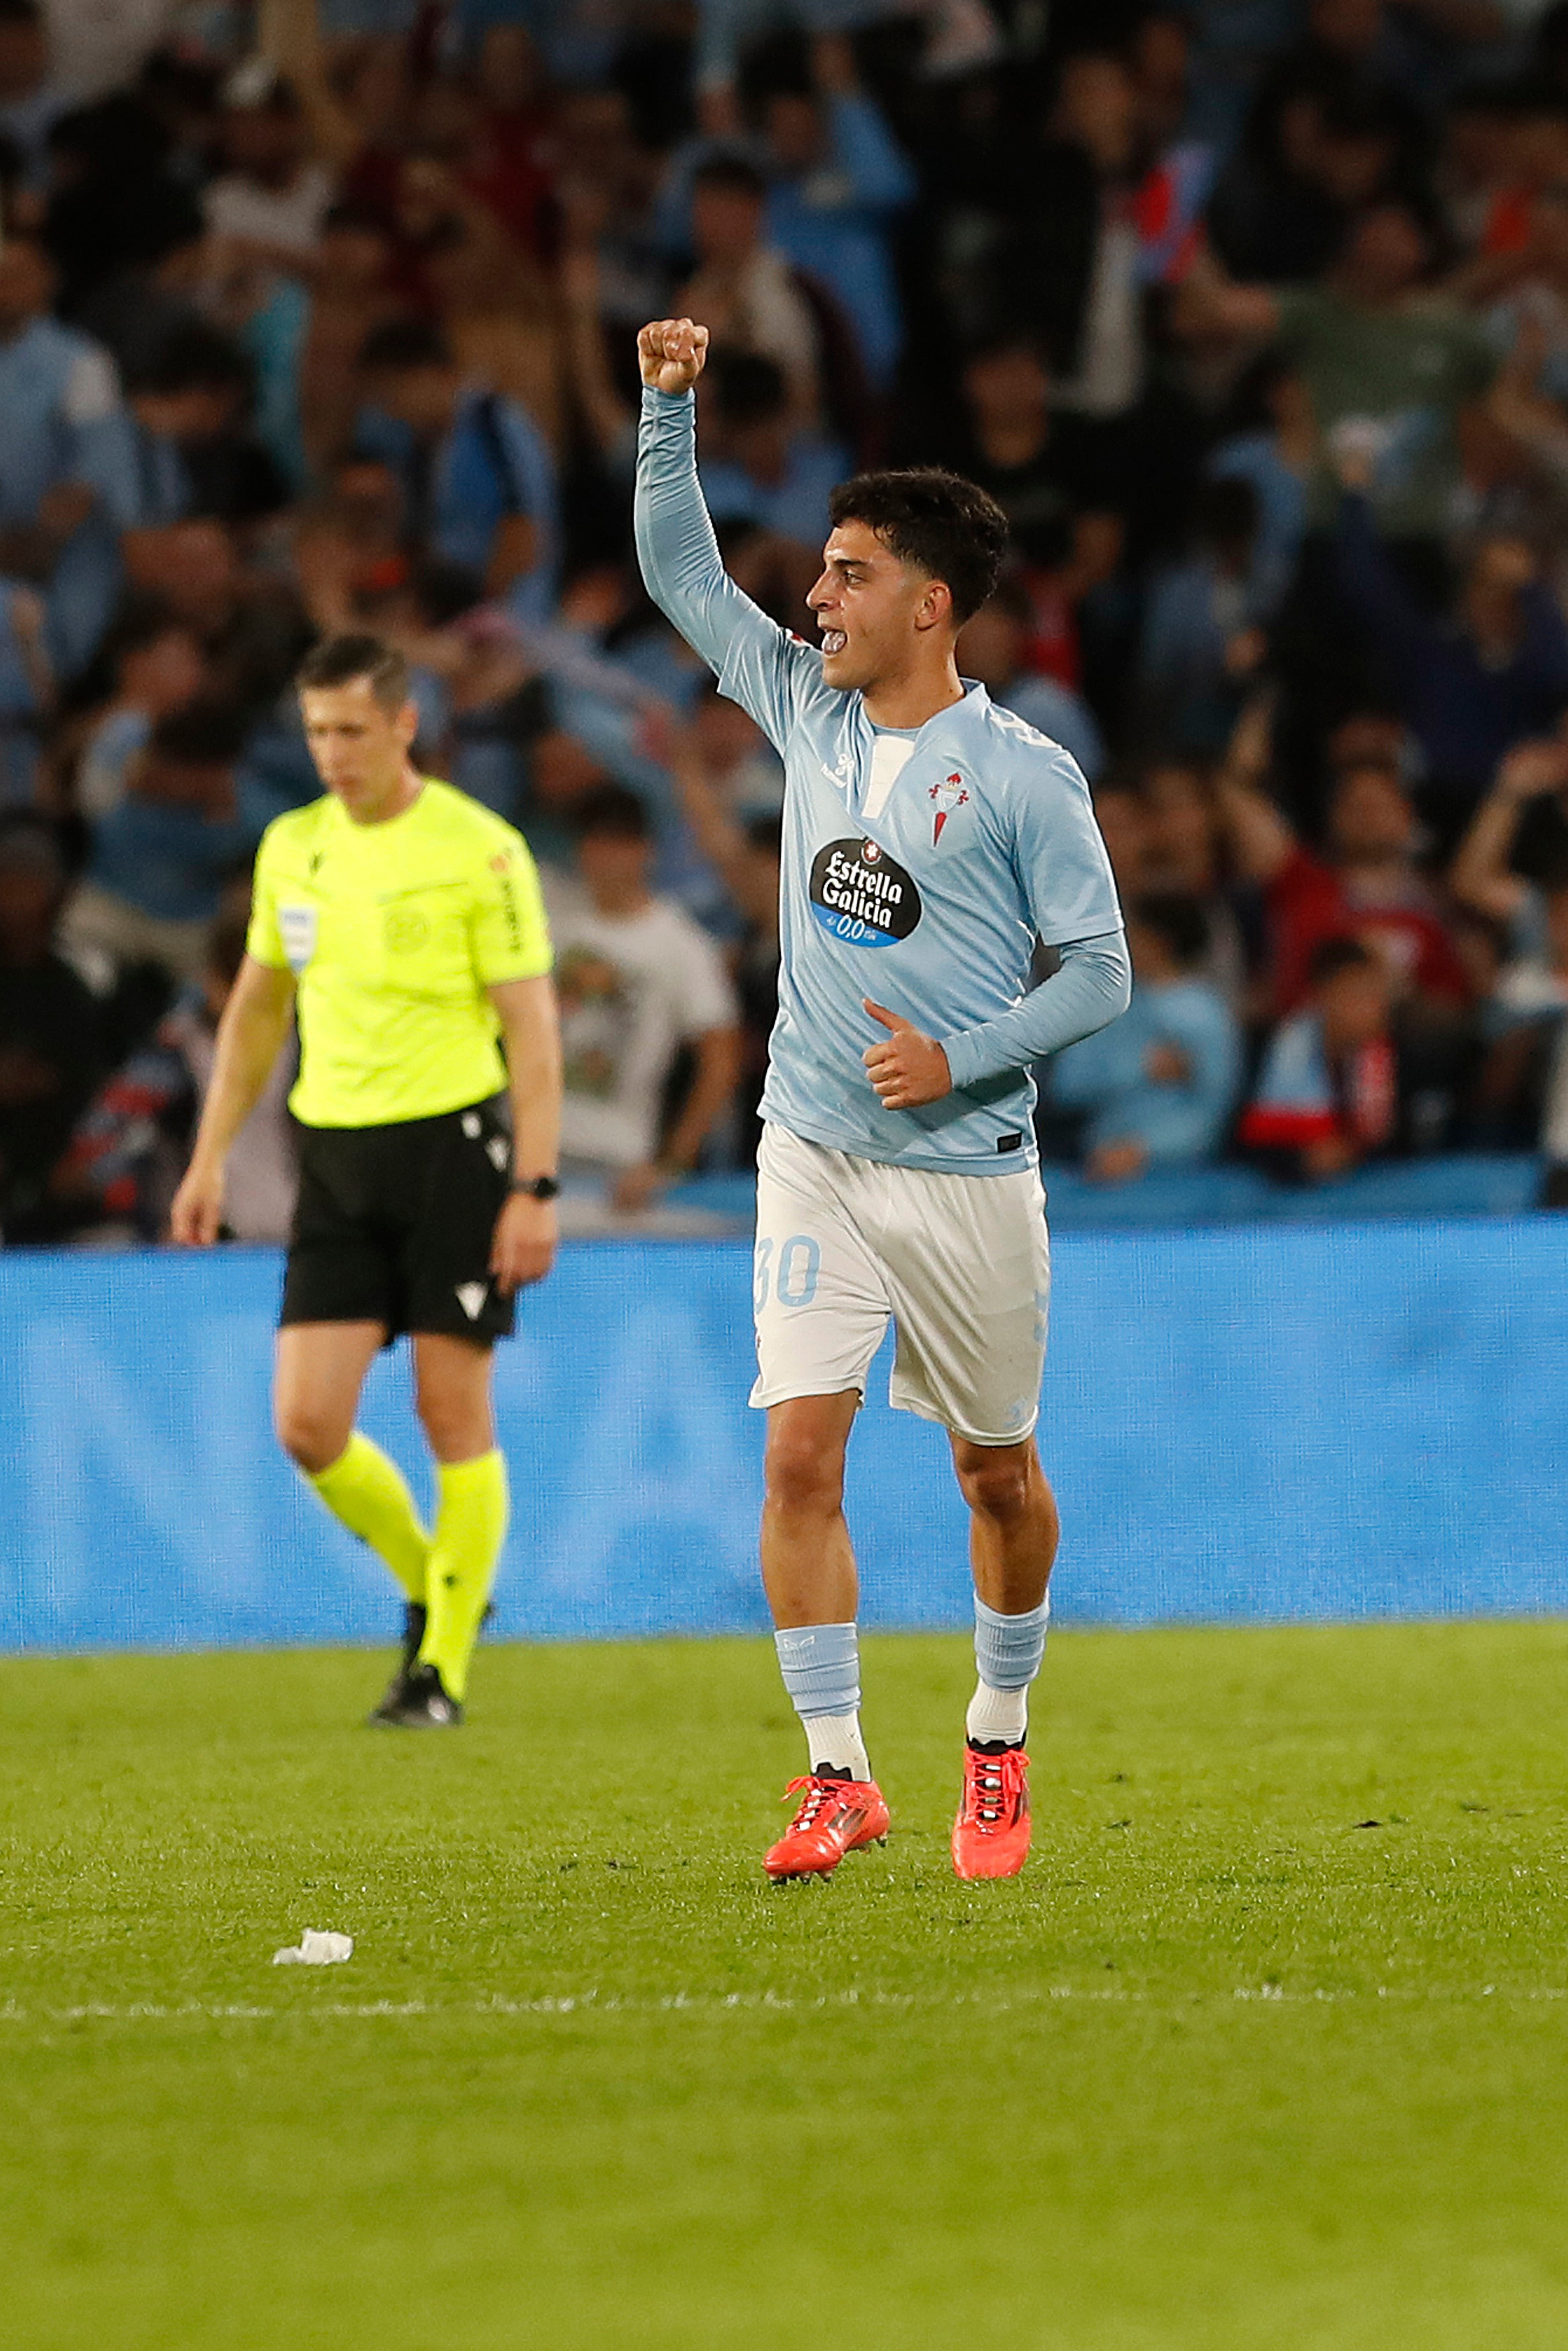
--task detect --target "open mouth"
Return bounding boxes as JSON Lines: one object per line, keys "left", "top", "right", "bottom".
{"left": 820, "top": 629, "right": 847, "bottom": 656}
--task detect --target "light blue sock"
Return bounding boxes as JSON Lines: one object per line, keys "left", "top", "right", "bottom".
{"left": 967, "top": 1593, "right": 1050, "bottom": 1747}
{"left": 774, "top": 1621, "right": 870, "bottom": 1779}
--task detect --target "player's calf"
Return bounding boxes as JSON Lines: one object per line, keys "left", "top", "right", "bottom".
{"left": 764, "top": 1617, "right": 889, "bottom": 1877}
{"left": 951, "top": 1591, "right": 1049, "bottom": 1878}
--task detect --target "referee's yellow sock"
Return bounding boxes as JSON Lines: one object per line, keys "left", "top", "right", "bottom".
{"left": 308, "top": 1432, "right": 430, "bottom": 1603}
{"left": 418, "top": 1449, "right": 509, "bottom": 1702}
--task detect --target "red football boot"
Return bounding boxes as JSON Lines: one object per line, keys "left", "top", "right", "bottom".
{"left": 951, "top": 1743, "right": 1031, "bottom": 1880}
{"left": 764, "top": 1773, "right": 890, "bottom": 1881}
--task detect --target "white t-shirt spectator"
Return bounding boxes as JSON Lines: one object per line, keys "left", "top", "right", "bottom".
{"left": 545, "top": 877, "right": 738, "bottom": 1170}
{"left": 203, "top": 162, "right": 337, "bottom": 256}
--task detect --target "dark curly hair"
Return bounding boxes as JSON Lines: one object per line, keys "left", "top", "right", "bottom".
{"left": 828, "top": 469, "right": 1010, "bottom": 625}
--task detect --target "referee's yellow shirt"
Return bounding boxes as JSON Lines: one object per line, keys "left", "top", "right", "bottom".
{"left": 247, "top": 778, "right": 552, "bottom": 1129}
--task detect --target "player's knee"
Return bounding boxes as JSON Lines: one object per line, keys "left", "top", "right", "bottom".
{"left": 275, "top": 1401, "right": 346, "bottom": 1476}
{"left": 764, "top": 1430, "right": 845, "bottom": 1518}
{"left": 955, "top": 1449, "right": 1032, "bottom": 1525}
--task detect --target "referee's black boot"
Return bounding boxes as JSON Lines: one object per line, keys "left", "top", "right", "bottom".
{"left": 369, "top": 1660, "right": 464, "bottom": 1729}
{"left": 366, "top": 1602, "right": 427, "bottom": 1724}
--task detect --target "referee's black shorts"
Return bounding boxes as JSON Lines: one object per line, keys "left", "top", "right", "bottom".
{"left": 281, "top": 1093, "right": 516, "bottom": 1345}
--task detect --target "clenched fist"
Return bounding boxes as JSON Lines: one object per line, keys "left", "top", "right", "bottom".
{"left": 638, "top": 317, "right": 710, "bottom": 396}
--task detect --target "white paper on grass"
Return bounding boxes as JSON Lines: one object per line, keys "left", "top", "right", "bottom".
{"left": 272, "top": 1929, "right": 354, "bottom": 1966}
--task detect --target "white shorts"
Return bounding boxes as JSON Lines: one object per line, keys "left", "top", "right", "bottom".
{"left": 750, "top": 1123, "right": 1051, "bottom": 1447}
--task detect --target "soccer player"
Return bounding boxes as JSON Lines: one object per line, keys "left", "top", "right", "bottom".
{"left": 169, "top": 633, "right": 561, "bottom": 1727}
{"left": 634, "top": 319, "right": 1131, "bottom": 1882}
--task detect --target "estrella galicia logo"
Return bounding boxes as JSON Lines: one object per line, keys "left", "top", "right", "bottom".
{"left": 808, "top": 836, "right": 922, "bottom": 948}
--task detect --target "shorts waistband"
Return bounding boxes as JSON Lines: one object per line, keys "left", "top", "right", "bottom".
{"left": 295, "top": 1092, "right": 508, "bottom": 1140}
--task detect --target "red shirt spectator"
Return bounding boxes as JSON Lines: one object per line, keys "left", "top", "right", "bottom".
{"left": 1224, "top": 759, "right": 1471, "bottom": 1015}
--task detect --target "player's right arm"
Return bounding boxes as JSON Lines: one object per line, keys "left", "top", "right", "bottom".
{"left": 633, "top": 317, "right": 817, "bottom": 751}
{"left": 169, "top": 955, "right": 296, "bottom": 1246}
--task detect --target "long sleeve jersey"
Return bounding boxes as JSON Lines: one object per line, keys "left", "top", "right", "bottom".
{"left": 634, "top": 385, "right": 1129, "bottom": 1175}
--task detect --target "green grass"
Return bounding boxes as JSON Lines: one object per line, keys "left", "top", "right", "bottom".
{"left": 2, "top": 1622, "right": 1567, "bottom": 2350}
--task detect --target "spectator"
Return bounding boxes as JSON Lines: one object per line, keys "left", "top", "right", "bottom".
{"left": 127, "top": 323, "right": 292, "bottom": 532}
{"left": 1092, "top": 777, "right": 1154, "bottom": 899}
{"left": 353, "top": 317, "right": 560, "bottom": 619}
{"left": 73, "top": 604, "right": 208, "bottom": 821}
{"left": 1136, "top": 476, "right": 1274, "bottom": 757}
{"left": 52, "top": 903, "right": 297, "bottom": 1243}
{"left": 203, "top": 60, "right": 336, "bottom": 263}
{"left": 943, "top": 333, "right": 1125, "bottom": 586}
{"left": 673, "top": 28, "right": 915, "bottom": 394}
{"left": 0, "top": 233, "right": 139, "bottom": 674}
{"left": 1138, "top": 761, "right": 1258, "bottom": 1010}
{"left": 60, "top": 700, "right": 252, "bottom": 984}
{"left": 291, "top": 203, "right": 403, "bottom": 482}
{"left": 546, "top": 784, "right": 741, "bottom": 1214}
{"left": 0, "top": 811, "right": 103, "bottom": 1237}
{"left": 664, "top": 719, "right": 782, "bottom": 1149}
{"left": 940, "top": 333, "right": 1125, "bottom": 701}
{"left": 955, "top": 584, "right": 1107, "bottom": 783}
{"left": 995, "top": 52, "right": 1151, "bottom": 420}
{"left": 1450, "top": 732, "right": 1568, "bottom": 954}
{"left": 43, "top": 90, "right": 205, "bottom": 330}
{"left": 468, "top": 24, "right": 556, "bottom": 265}
{"left": 1181, "top": 198, "right": 1501, "bottom": 548}
{"left": 118, "top": 515, "right": 312, "bottom": 721}
{"left": 1207, "top": 65, "right": 1412, "bottom": 285}
{"left": 517, "top": 725, "right": 621, "bottom": 876}
{"left": 1050, "top": 892, "right": 1243, "bottom": 1181}
{"left": 0, "top": 0, "right": 61, "bottom": 198}
{"left": 698, "top": 344, "right": 846, "bottom": 552}
{"left": 1334, "top": 468, "right": 1568, "bottom": 828}
{"left": 1238, "top": 932, "right": 1399, "bottom": 1179}
{"left": 679, "top": 679, "right": 783, "bottom": 818}
{"left": 749, "top": 31, "right": 913, "bottom": 391}
{"left": 1220, "top": 715, "right": 1472, "bottom": 1013}
{"left": 675, "top": 152, "right": 824, "bottom": 427}
{"left": 1207, "top": 351, "right": 1315, "bottom": 607}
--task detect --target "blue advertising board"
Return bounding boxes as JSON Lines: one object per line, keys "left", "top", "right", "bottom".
{"left": 2, "top": 1218, "right": 1566, "bottom": 1653}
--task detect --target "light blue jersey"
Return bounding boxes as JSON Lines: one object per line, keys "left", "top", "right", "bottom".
{"left": 635, "top": 388, "right": 1130, "bottom": 1175}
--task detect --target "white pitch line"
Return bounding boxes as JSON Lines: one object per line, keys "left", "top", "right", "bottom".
{"left": 0, "top": 1983, "right": 1564, "bottom": 2025}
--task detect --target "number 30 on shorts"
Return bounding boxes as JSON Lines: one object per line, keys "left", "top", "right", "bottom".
{"left": 754, "top": 1233, "right": 821, "bottom": 1312}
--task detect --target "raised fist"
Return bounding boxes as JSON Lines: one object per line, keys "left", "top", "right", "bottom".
{"left": 638, "top": 317, "right": 710, "bottom": 395}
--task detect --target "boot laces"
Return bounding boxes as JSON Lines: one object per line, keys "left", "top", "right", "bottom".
{"left": 967, "top": 1749, "right": 1024, "bottom": 1831}
{"left": 782, "top": 1775, "right": 856, "bottom": 1830}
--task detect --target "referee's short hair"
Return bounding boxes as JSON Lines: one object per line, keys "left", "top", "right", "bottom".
{"left": 828, "top": 469, "right": 1010, "bottom": 625}
{"left": 297, "top": 633, "right": 410, "bottom": 715}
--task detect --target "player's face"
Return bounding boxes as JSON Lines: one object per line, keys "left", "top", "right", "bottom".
{"left": 301, "top": 680, "right": 418, "bottom": 818}
{"left": 807, "top": 523, "right": 950, "bottom": 692}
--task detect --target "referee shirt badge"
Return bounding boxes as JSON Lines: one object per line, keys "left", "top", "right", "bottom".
{"left": 383, "top": 906, "right": 429, "bottom": 953}
{"left": 279, "top": 905, "right": 318, "bottom": 971}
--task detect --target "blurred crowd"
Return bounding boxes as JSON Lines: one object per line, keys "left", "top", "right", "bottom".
{"left": 12, "top": 0, "right": 1568, "bottom": 1243}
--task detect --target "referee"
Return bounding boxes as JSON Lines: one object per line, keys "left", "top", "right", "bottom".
{"left": 171, "top": 633, "right": 561, "bottom": 1728}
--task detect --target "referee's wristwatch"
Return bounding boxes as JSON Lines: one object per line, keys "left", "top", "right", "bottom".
{"left": 511, "top": 1175, "right": 561, "bottom": 1200}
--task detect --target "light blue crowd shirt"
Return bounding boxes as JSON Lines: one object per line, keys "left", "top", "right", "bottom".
{"left": 635, "top": 386, "right": 1130, "bottom": 1176}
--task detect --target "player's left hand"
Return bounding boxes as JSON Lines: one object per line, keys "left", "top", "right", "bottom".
{"left": 490, "top": 1193, "right": 558, "bottom": 1294}
{"left": 863, "top": 1000, "right": 952, "bottom": 1110}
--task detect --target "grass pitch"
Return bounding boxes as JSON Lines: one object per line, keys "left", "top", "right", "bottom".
{"left": 2, "top": 1621, "right": 1567, "bottom": 2351}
